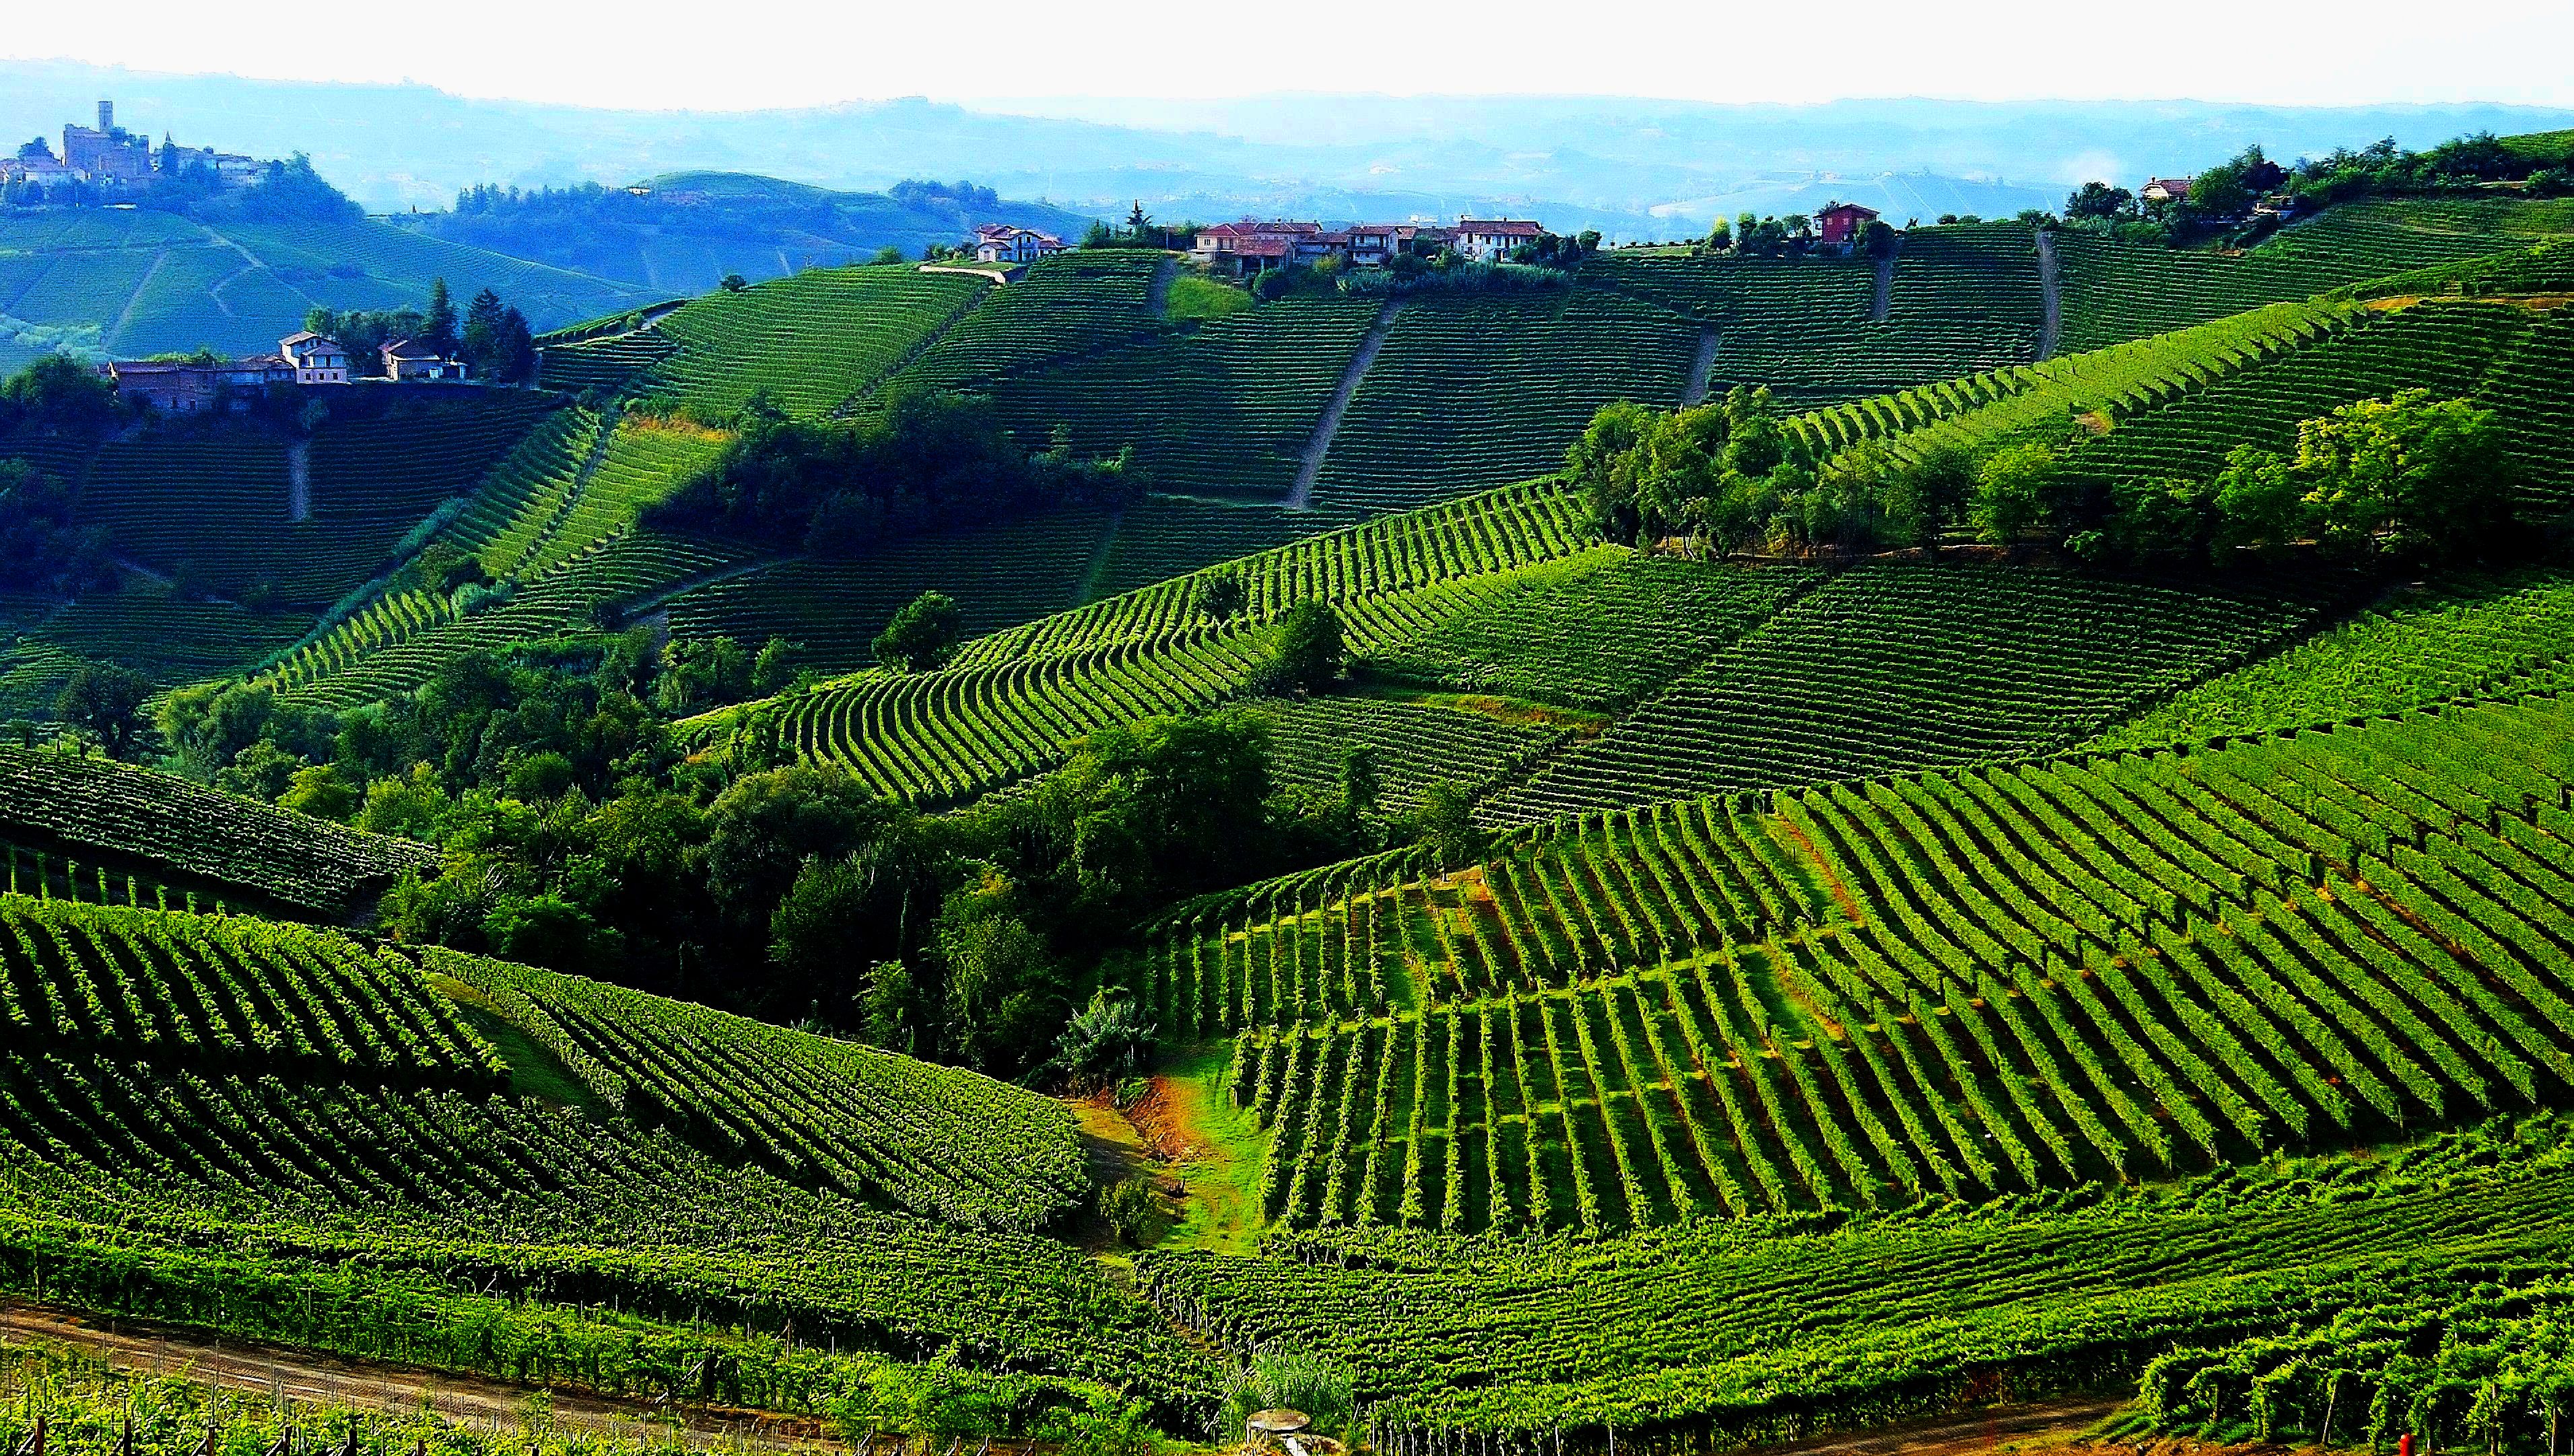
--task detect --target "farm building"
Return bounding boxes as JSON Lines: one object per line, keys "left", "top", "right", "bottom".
{"left": 280, "top": 333, "right": 351, "bottom": 384}
{"left": 381, "top": 339, "right": 467, "bottom": 382}
{"left": 972, "top": 225, "right": 1069, "bottom": 264}
{"left": 1454, "top": 219, "right": 1543, "bottom": 261}
{"left": 2141, "top": 176, "right": 2194, "bottom": 205}
{"left": 1815, "top": 202, "right": 1881, "bottom": 251}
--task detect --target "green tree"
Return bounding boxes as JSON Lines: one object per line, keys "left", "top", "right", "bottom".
{"left": 2293, "top": 389, "right": 2511, "bottom": 555}
{"left": 871, "top": 244, "right": 906, "bottom": 265}
{"left": 1254, "top": 602, "right": 1343, "bottom": 695}
{"left": 278, "top": 763, "right": 363, "bottom": 821}
{"left": 874, "top": 590, "right": 965, "bottom": 672}
{"left": 2212, "top": 444, "right": 2306, "bottom": 555}
{"left": 54, "top": 663, "right": 149, "bottom": 759}
{"left": 1195, "top": 570, "right": 1247, "bottom": 622}
{"left": 702, "top": 765, "right": 892, "bottom": 925}
{"left": 1968, "top": 442, "right": 2058, "bottom": 543}
{"left": 1409, "top": 782, "right": 1489, "bottom": 870}
{"left": 423, "top": 277, "right": 459, "bottom": 358}
{"left": 720, "top": 273, "right": 749, "bottom": 292}
{"left": 1050, "top": 987, "right": 1156, "bottom": 1091}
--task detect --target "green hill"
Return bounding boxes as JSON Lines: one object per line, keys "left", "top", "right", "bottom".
{"left": 0, "top": 211, "right": 654, "bottom": 370}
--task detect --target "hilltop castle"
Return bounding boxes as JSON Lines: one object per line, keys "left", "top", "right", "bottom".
{"left": 3, "top": 100, "right": 263, "bottom": 191}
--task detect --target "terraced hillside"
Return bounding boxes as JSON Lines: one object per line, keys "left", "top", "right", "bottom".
{"left": 0, "top": 897, "right": 1208, "bottom": 1410}
{"left": 0, "top": 749, "right": 434, "bottom": 918}
{"left": 2054, "top": 197, "right": 2574, "bottom": 353}
{"left": 704, "top": 483, "right": 1598, "bottom": 802}
{"left": 69, "top": 392, "right": 564, "bottom": 606}
{"left": 0, "top": 590, "right": 308, "bottom": 720}
{"left": 1136, "top": 693, "right": 2574, "bottom": 1239}
{"left": 0, "top": 210, "right": 651, "bottom": 368}
{"left": 1479, "top": 562, "right": 2342, "bottom": 824}
{"left": 642, "top": 264, "right": 992, "bottom": 417}
{"left": 1307, "top": 291, "right": 1701, "bottom": 514}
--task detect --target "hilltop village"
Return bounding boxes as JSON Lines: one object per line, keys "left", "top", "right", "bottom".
{"left": 1, "top": 99, "right": 269, "bottom": 199}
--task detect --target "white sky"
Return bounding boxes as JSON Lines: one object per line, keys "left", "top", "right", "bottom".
{"left": 9, "top": 0, "right": 2574, "bottom": 112}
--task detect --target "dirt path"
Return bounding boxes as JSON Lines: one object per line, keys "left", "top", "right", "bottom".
{"left": 1871, "top": 248, "right": 1896, "bottom": 323}
{"left": 1146, "top": 256, "right": 1180, "bottom": 317}
{"left": 1070, "top": 510, "right": 1126, "bottom": 607}
{"left": 1681, "top": 327, "right": 1722, "bottom": 406}
{"left": 2035, "top": 228, "right": 2062, "bottom": 359}
{"left": 286, "top": 440, "right": 312, "bottom": 523}
{"left": 1733, "top": 1395, "right": 2127, "bottom": 1456}
{"left": 1287, "top": 300, "right": 1401, "bottom": 510}
{"left": 0, "top": 1303, "right": 834, "bottom": 1451}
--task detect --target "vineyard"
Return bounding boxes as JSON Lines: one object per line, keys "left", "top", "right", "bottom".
{"left": 989, "top": 297, "right": 1382, "bottom": 498}
{"left": 642, "top": 265, "right": 992, "bottom": 418}
{"left": 1250, "top": 693, "right": 1575, "bottom": 812}
{"left": 1139, "top": 1124, "right": 2574, "bottom": 1443}
{"left": 72, "top": 393, "right": 563, "bottom": 606}
{"left": 1308, "top": 291, "right": 1702, "bottom": 514}
{"left": 1481, "top": 561, "right": 2341, "bottom": 823}
{"left": 2095, "top": 567, "right": 2574, "bottom": 748}
{"left": 885, "top": 252, "right": 1172, "bottom": 399}
{"left": 0, "top": 749, "right": 433, "bottom": 917}
{"left": 1132, "top": 693, "right": 2574, "bottom": 1245}
{"left": 432, "top": 952, "right": 1088, "bottom": 1230}
{"left": 0, "top": 899, "right": 1212, "bottom": 1410}
{"left": 708, "top": 483, "right": 1600, "bottom": 802}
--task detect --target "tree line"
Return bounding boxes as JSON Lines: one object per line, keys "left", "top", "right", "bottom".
{"left": 1571, "top": 384, "right": 2517, "bottom": 567}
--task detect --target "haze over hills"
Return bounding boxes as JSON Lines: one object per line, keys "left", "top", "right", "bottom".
{"left": 7, "top": 58, "right": 2571, "bottom": 233}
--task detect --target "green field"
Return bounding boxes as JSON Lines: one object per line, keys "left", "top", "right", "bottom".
{"left": 0, "top": 211, "right": 652, "bottom": 360}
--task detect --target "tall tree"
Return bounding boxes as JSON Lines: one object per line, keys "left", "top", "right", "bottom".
{"left": 423, "top": 277, "right": 459, "bottom": 358}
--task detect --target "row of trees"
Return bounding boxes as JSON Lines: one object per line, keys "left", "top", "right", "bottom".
{"left": 304, "top": 278, "right": 538, "bottom": 384}
{"left": 644, "top": 390, "right": 1145, "bottom": 557}
{"left": 1697, "top": 210, "right": 1898, "bottom": 259}
{"left": 1571, "top": 384, "right": 2516, "bottom": 566}
{"left": 2062, "top": 131, "right": 2574, "bottom": 246}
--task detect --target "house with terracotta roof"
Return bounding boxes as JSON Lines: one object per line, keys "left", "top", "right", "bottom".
{"left": 2140, "top": 177, "right": 2194, "bottom": 207}
{"left": 1192, "top": 219, "right": 1322, "bottom": 275}
{"left": 99, "top": 353, "right": 294, "bottom": 413}
{"left": 1453, "top": 219, "right": 1543, "bottom": 261}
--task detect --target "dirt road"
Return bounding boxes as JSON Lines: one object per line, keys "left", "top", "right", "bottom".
{"left": 1732, "top": 1396, "right": 2129, "bottom": 1456}
{"left": 0, "top": 1303, "right": 834, "bottom": 1452}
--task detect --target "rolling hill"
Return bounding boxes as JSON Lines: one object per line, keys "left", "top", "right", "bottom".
{"left": 9, "top": 135, "right": 2574, "bottom": 1456}
{"left": 395, "top": 172, "right": 1100, "bottom": 295}
{"left": 0, "top": 208, "right": 654, "bottom": 373}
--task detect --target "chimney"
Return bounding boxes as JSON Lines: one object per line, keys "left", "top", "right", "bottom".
{"left": 98, "top": 100, "right": 112, "bottom": 133}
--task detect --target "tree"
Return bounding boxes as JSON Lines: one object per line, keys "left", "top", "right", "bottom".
{"left": 1968, "top": 442, "right": 2058, "bottom": 543}
{"left": 871, "top": 244, "right": 905, "bottom": 265}
{"left": 2292, "top": 390, "right": 2511, "bottom": 555}
{"left": 423, "top": 277, "right": 459, "bottom": 358}
{"left": 1050, "top": 987, "right": 1155, "bottom": 1091}
{"left": 720, "top": 273, "right": 749, "bottom": 292}
{"left": 702, "top": 765, "right": 893, "bottom": 925}
{"left": 459, "top": 287, "right": 510, "bottom": 380}
{"left": 874, "top": 590, "right": 964, "bottom": 672}
{"left": 1340, "top": 745, "right": 1381, "bottom": 821}
{"left": 1126, "top": 200, "right": 1152, "bottom": 240}
{"left": 0, "top": 355, "right": 120, "bottom": 434}
{"left": 1408, "top": 782, "right": 1487, "bottom": 870}
{"left": 2064, "top": 181, "right": 2135, "bottom": 221}
{"left": 1194, "top": 570, "right": 1246, "bottom": 622}
{"left": 278, "top": 763, "right": 363, "bottom": 821}
{"left": 1255, "top": 602, "right": 1343, "bottom": 695}
{"left": 55, "top": 664, "right": 150, "bottom": 759}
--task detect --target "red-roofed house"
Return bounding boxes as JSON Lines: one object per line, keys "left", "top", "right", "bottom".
{"left": 1454, "top": 219, "right": 1543, "bottom": 261}
{"left": 2140, "top": 177, "right": 2194, "bottom": 207}
{"left": 1815, "top": 203, "right": 1881, "bottom": 252}
{"left": 1192, "top": 219, "right": 1323, "bottom": 275}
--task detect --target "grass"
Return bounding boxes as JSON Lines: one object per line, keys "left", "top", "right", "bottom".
{"left": 1166, "top": 273, "right": 1255, "bottom": 322}
{"left": 1149, "top": 1042, "right": 1274, "bottom": 1255}
{"left": 426, "top": 974, "right": 611, "bottom": 1116}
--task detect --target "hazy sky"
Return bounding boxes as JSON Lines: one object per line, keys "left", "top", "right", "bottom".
{"left": 11, "top": 0, "right": 2574, "bottom": 112}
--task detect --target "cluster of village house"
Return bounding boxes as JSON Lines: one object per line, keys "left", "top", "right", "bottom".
{"left": 967, "top": 215, "right": 1559, "bottom": 271}
{"left": 100, "top": 331, "right": 467, "bottom": 414}
{"left": 3, "top": 101, "right": 263, "bottom": 190}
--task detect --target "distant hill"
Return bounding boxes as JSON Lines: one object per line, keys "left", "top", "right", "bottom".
{"left": 389, "top": 172, "right": 1100, "bottom": 293}
{"left": 0, "top": 208, "right": 654, "bottom": 372}
{"left": 9, "top": 61, "right": 2571, "bottom": 236}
